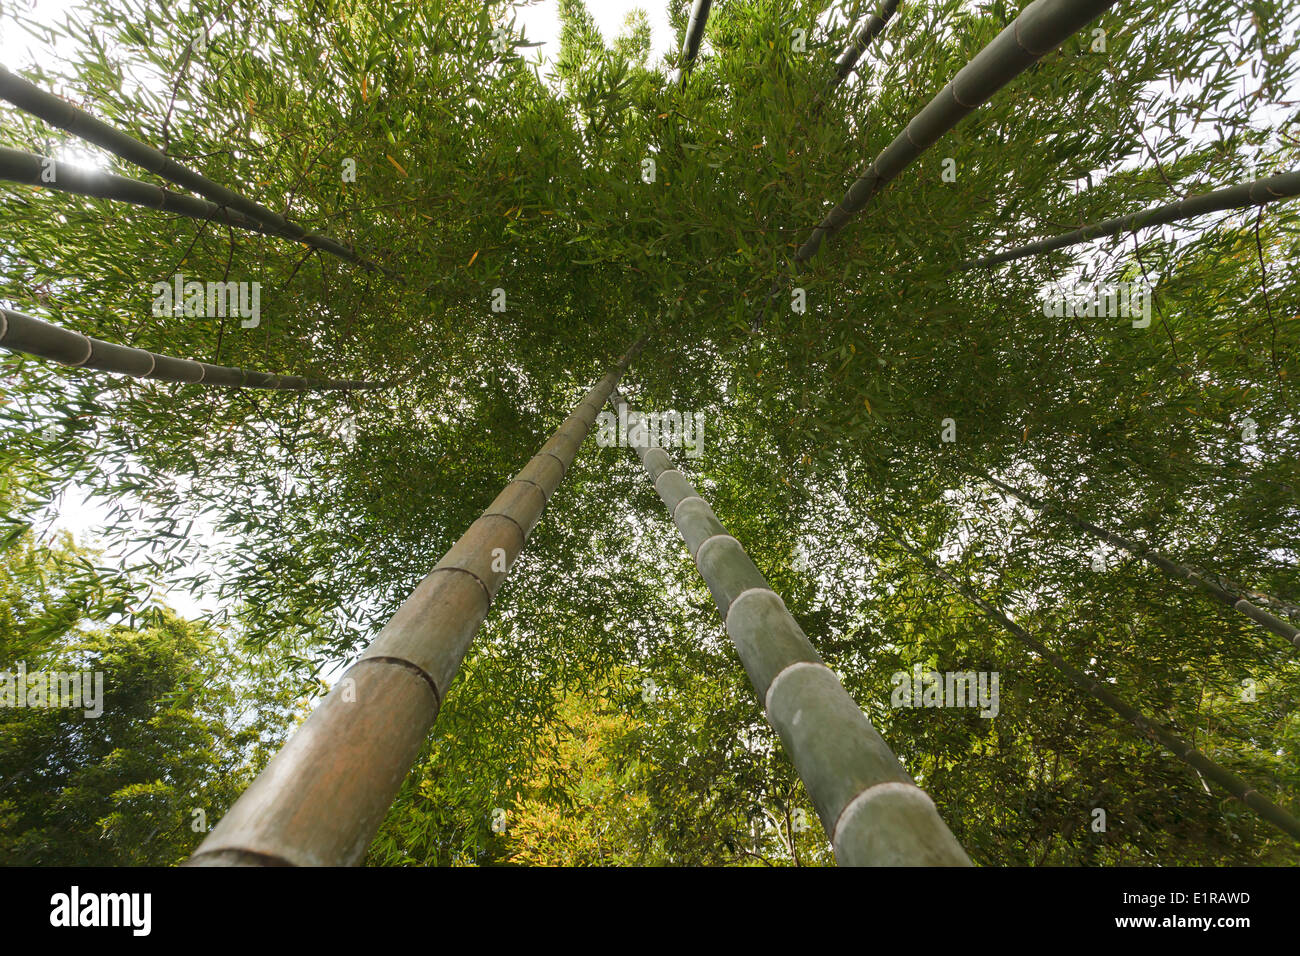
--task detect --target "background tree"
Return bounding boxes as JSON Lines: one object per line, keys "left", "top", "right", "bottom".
{"left": 0, "top": 522, "right": 306, "bottom": 865}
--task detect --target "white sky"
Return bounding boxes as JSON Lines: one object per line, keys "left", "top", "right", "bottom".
{"left": 514, "top": 0, "right": 676, "bottom": 64}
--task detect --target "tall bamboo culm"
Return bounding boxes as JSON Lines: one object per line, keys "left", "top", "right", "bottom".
{"left": 0, "top": 146, "right": 292, "bottom": 240}
{"left": 796, "top": 0, "right": 1118, "bottom": 263}
{"left": 610, "top": 388, "right": 970, "bottom": 866}
{"left": 187, "top": 343, "right": 644, "bottom": 866}
{"left": 960, "top": 170, "right": 1300, "bottom": 268}
{"left": 897, "top": 538, "right": 1300, "bottom": 843}
{"left": 680, "top": 0, "right": 714, "bottom": 79}
{"left": 0, "top": 306, "right": 384, "bottom": 391}
{"left": 979, "top": 471, "right": 1300, "bottom": 652}
{"left": 0, "top": 64, "right": 396, "bottom": 280}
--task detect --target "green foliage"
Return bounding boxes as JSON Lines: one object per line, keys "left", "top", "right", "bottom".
{"left": 0, "top": 528, "right": 302, "bottom": 864}
{"left": 0, "top": 0, "right": 1297, "bottom": 865}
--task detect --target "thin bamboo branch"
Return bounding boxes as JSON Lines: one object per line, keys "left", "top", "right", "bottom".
{"left": 610, "top": 387, "right": 970, "bottom": 866}
{"left": 978, "top": 470, "right": 1300, "bottom": 652}
{"left": 960, "top": 170, "right": 1300, "bottom": 268}
{"left": 0, "top": 306, "right": 385, "bottom": 391}
{"left": 186, "top": 338, "right": 647, "bottom": 866}
{"left": 0, "top": 64, "right": 399, "bottom": 280}
{"left": 795, "top": 0, "right": 1118, "bottom": 263}
{"left": 895, "top": 537, "right": 1300, "bottom": 843}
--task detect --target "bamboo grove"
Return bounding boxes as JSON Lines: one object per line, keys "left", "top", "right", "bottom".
{"left": 0, "top": 0, "right": 1297, "bottom": 866}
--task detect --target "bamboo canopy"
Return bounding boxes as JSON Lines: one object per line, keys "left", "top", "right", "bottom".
{"left": 898, "top": 538, "right": 1300, "bottom": 843}
{"left": 0, "top": 145, "right": 321, "bottom": 242}
{"left": 961, "top": 170, "right": 1300, "bottom": 268}
{"left": 187, "top": 342, "right": 644, "bottom": 865}
{"left": 795, "top": 0, "right": 1118, "bottom": 263}
{"left": 610, "top": 387, "right": 971, "bottom": 866}
{"left": 0, "top": 63, "right": 397, "bottom": 280}
{"left": 752, "top": 0, "right": 1110, "bottom": 332}
{"left": 978, "top": 471, "right": 1300, "bottom": 652}
{"left": 2, "top": 0, "right": 1296, "bottom": 869}
{"left": 746, "top": 0, "right": 902, "bottom": 332}
{"left": 0, "top": 306, "right": 385, "bottom": 391}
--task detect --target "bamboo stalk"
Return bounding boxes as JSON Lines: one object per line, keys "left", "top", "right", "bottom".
{"left": 1182, "top": 570, "right": 1300, "bottom": 624}
{"left": 0, "top": 306, "right": 385, "bottom": 391}
{"left": 680, "top": 0, "right": 714, "bottom": 80}
{"left": 826, "top": 0, "right": 901, "bottom": 93}
{"left": 961, "top": 170, "right": 1300, "bottom": 268}
{"left": 795, "top": 0, "right": 1118, "bottom": 263}
{"left": 978, "top": 470, "right": 1300, "bottom": 652}
{"left": 0, "top": 64, "right": 397, "bottom": 280}
{"left": 0, "top": 145, "right": 307, "bottom": 241}
{"left": 187, "top": 341, "right": 645, "bottom": 866}
{"left": 896, "top": 538, "right": 1300, "bottom": 843}
{"left": 610, "top": 388, "right": 970, "bottom": 866}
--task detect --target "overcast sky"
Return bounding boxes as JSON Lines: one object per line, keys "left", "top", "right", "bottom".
{"left": 515, "top": 0, "right": 677, "bottom": 64}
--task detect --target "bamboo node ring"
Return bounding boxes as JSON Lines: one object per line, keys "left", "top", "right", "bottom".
{"left": 764, "top": 660, "right": 833, "bottom": 714}
{"left": 832, "top": 781, "right": 936, "bottom": 848}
